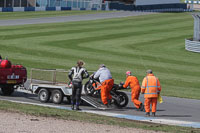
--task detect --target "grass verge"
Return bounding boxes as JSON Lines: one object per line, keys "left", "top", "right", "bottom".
{"left": 0, "top": 12, "right": 200, "bottom": 99}
{"left": 0, "top": 100, "right": 199, "bottom": 133}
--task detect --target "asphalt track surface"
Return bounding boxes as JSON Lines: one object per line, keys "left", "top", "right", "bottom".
{"left": 0, "top": 11, "right": 154, "bottom": 26}
{"left": 0, "top": 11, "right": 200, "bottom": 128}
{"left": 1, "top": 87, "right": 200, "bottom": 123}
{"left": 0, "top": 79, "right": 200, "bottom": 128}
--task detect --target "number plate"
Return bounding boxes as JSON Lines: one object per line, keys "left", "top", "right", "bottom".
{"left": 7, "top": 80, "right": 17, "bottom": 84}
{"left": 7, "top": 74, "right": 19, "bottom": 79}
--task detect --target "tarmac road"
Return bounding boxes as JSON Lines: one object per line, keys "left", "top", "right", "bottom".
{"left": 0, "top": 80, "right": 200, "bottom": 126}
{"left": 0, "top": 11, "right": 154, "bottom": 26}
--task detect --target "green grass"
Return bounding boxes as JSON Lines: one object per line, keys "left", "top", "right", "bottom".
{"left": 180, "top": 0, "right": 185, "bottom": 3}
{"left": 0, "top": 12, "right": 199, "bottom": 99}
{"left": 0, "top": 10, "right": 112, "bottom": 20}
{"left": 0, "top": 100, "right": 199, "bottom": 133}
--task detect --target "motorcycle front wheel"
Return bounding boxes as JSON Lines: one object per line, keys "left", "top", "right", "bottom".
{"left": 114, "top": 91, "right": 129, "bottom": 108}
{"left": 84, "top": 81, "right": 95, "bottom": 96}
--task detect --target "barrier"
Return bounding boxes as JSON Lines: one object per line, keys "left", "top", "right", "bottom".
{"left": 13, "top": 7, "right": 24, "bottom": 12}
{"left": 24, "top": 7, "right": 35, "bottom": 11}
{"left": 35, "top": 7, "right": 46, "bottom": 11}
{"left": 91, "top": 8, "right": 97, "bottom": 10}
{"left": 80, "top": 8, "right": 86, "bottom": 10}
{"left": 0, "top": 3, "right": 188, "bottom": 12}
{"left": 2, "top": 7, "right": 13, "bottom": 12}
{"left": 56, "top": 6, "right": 61, "bottom": 11}
{"left": 185, "top": 39, "right": 200, "bottom": 53}
{"left": 0, "top": 7, "right": 101, "bottom": 12}
{"left": 46, "top": 7, "right": 56, "bottom": 11}
{"left": 61, "top": 7, "right": 72, "bottom": 10}
{"left": 109, "top": 2, "right": 187, "bottom": 12}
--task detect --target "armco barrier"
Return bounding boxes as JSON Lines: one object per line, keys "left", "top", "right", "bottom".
{"left": 0, "top": 3, "right": 188, "bottom": 12}
{"left": 2, "top": 7, "right": 13, "bottom": 12}
{"left": 24, "top": 7, "right": 35, "bottom": 11}
{"left": 56, "top": 6, "right": 61, "bottom": 11}
{"left": 35, "top": 7, "right": 46, "bottom": 11}
{"left": 46, "top": 7, "right": 56, "bottom": 11}
{"left": 185, "top": 39, "right": 200, "bottom": 53}
{"left": 91, "top": 8, "right": 97, "bottom": 10}
{"left": 109, "top": 2, "right": 187, "bottom": 12}
{"left": 80, "top": 8, "right": 86, "bottom": 10}
{"left": 13, "top": 7, "right": 24, "bottom": 12}
{"left": 61, "top": 7, "right": 71, "bottom": 10}
{"left": 0, "top": 7, "right": 99, "bottom": 12}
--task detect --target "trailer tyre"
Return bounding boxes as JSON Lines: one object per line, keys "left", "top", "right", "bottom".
{"left": 38, "top": 88, "right": 50, "bottom": 103}
{"left": 52, "top": 90, "right": 63, "bottom": 104}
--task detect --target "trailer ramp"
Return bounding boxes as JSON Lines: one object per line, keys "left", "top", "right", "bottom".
{"left": 81, "top": 95, "right": 107, "bottom": 110}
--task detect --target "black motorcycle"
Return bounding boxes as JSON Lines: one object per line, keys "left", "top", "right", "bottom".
{"left": 84, "top": 75, "right": 129, "bottom": 108}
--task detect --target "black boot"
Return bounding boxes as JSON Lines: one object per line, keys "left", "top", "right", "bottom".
{"left": 108, "top": 99, "right": 111, "bottom": 105}
{"left": 76, "top": 105, "right": 81, "bottom": 111}
{"left": 152, "top": 112, "right": 156, "bottom": 117}
{"left": 104, "top": 104, "right": 109, "bottom": 108}
{"left": 146, "top": 112, "right": 150, "bottom": 117}
{"left": 76, "top": 103, "right": 81, "bottom": 111}
{"left": 139, "top": 103, "right": 144, "bottom": 111}
{"left": 71, "top": 104, "right": 74, "bottom": 110}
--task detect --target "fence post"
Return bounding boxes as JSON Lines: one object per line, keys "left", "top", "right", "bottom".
{"left": 53, "top": 70, "right": 56, "bottom": 84}
{"left": 30, "top": 69, "right": 33, "bottom": 84}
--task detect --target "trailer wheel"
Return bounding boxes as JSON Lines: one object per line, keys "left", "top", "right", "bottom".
{"left": 38, "top": 88, "right": 50, "bottom": 103}
{"left": 52, "top": 90, "right": 63, "bottom": 104}
{"left": 1, "top": 85, "right": 14, "bottom": 96}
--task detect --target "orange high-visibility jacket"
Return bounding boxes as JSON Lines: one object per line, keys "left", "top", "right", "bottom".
{"left": 123, "top": 76, "right": 140, "bottom": 90}
{"left": 141, "top": 74, "right": 161, "bottom": 98}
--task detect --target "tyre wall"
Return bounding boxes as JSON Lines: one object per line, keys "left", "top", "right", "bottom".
{"left": 109, "top": 3, "right": 188, "bottom": 12}
{"left": 0, "top": 7, "right": 98, "bottom": 12}
{"left": 185, "top": 39, "right": 200, "bottom": 53}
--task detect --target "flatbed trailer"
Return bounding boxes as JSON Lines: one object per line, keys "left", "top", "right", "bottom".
{"left": 20, "top": 68, "right": 107, "bottom": 109}
{"left": 30, "top": 82, "right": 72, "bottom": 104}
{"left": 24, "top": 68, "right": 73, "bottom": 104}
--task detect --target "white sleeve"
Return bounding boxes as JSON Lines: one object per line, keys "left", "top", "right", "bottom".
{"left": 94, "top": 69, "right": 100, "bottom": 79}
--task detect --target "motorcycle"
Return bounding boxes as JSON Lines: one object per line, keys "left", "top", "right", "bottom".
{"left": 84, "top": 75, "right": 129, "bottom": 108}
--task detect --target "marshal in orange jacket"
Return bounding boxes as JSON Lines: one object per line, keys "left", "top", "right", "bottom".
{"left": 141, "top": 74, "right": 161, "bottom": 98}
{"left": 123, "top": 76, "right": 142, "bottom": 109}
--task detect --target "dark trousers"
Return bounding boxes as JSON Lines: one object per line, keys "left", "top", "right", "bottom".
{"left": 72, "top": 81, "right": 82, "bottom": 106}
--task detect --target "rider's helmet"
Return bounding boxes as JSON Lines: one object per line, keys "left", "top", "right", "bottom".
{"left": 126, "top": 71, "right": 131, "bottom": 76}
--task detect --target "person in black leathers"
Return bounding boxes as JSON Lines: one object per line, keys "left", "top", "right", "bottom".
{"left": 68, "top": 60, "right": 89, "bottom": 110}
